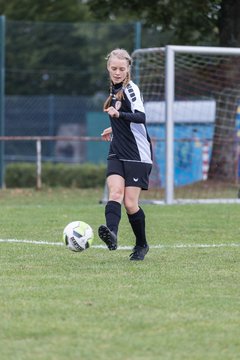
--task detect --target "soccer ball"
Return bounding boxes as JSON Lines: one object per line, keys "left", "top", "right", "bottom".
{"left": 63, "top": 221, "right": 94, "bottom": 252}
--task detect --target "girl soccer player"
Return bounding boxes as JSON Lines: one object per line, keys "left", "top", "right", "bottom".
{"left": 98, "top": 48, "right": 153, "bottom": 261}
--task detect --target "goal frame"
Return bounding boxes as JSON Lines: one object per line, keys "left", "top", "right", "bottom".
{"left": 132, "top": 45, "right": 240, "bottom": 205}
{"left": 165, "top": 45, "right": 240, "bottom": 204}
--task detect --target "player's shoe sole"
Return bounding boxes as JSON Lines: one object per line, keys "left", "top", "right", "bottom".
{"left": 129, "top": 245, "right": 149, "bottom": 261}
{"left": 98, "top": 225, "right": 118, "bottom": 251}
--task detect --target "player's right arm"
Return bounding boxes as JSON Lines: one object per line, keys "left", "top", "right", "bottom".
{"left": 101, "top": 127, "right": 112, "bottom": 141}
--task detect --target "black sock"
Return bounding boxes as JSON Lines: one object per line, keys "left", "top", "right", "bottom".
{"left": 127, "top": 207, "right": 148, "bottom": 247}
{"left": 105, "top": 201, "right": 121, "bottom": 236}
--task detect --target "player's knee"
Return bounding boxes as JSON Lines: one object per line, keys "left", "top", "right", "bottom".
{"left": 109, "top": 187, "right": 124, "bottom": 203}
{"left": 124, "top": 198, "right": 138, "bottom": 214}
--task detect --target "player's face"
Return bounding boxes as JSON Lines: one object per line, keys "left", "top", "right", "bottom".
{"left": 107, "top": 57, "right": 129, "bottom": 84}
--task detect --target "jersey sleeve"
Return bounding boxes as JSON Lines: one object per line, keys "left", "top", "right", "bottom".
{"left": 119, "top": 110, "right": 145, "bottom": 123}
{"left": 125, "top": 81, "right": 145, "bottom": 113}
{"left": 119, "top": 81, "right": 146, "bottom": 123}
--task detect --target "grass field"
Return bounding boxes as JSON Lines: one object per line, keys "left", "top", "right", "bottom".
{"left": 0, "top": 188, "right": 240, "bottom": 360}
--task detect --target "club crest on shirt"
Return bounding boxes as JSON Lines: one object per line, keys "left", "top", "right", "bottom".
{"left": 115, "top": 101, "right": 122, "bottom": 110}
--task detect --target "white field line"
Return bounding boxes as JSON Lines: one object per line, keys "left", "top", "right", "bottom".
{"left": 0, "top": 238, "right": 240, "bottom": 250}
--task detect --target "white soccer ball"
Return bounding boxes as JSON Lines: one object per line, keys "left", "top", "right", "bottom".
{"left": 63, "top": 221, "right": 94, "bottom": 252}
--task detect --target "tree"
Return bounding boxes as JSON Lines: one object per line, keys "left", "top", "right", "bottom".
{"left": 218, "top": 0, "right": 240, "bottom": 46}
{"left": 208, "top": 0, "right": 240, "bottom": 181}
{"left": 1, "top": 1, "right": 138, "bottom": 96}
{"left": 0, "top": 0, "right": 92, "bottom": 22}
{"left": 87, "top": 0, "right": 222, "bottom": 46}
{"left": 1, "top": 0, "right": 95, "bottom": 95}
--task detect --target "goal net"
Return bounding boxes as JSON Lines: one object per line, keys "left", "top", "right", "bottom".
{"left": 131, "top": 46, "right": 240, "bottom": 204}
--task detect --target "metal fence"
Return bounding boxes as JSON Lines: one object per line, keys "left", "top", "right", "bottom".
{"left": 0, "top": 17, "right": 167, "bottom": 186}
{"left": 4, "top": 95, "right": 107, "bottom": 164}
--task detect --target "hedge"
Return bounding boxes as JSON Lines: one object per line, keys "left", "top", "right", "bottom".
{"left": 5, "top": 162, "right": 107, "bottom": 188}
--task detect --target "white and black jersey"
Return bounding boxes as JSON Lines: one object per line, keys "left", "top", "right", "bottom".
{"left": 107, "top": 80, "right": 153, "bottom": 164}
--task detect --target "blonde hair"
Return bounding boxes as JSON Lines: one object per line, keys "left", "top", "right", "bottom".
{"left": 104, "top": 48, "right": 132, "bottom": 110}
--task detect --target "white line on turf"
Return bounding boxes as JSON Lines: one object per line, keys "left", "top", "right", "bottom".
{"left": 0, "top": 238, "right": 240, "bottom": 250}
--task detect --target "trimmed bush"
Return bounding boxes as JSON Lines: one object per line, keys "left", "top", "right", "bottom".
{"left": 5, "top": 162, "right": 106, "bottom": 188}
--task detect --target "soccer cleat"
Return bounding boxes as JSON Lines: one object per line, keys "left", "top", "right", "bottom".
{"left": 98, "top": 225, "right": 118, "bottom": 250}
{"left": 129, "top": 245, "right": 149, "bottom": 261}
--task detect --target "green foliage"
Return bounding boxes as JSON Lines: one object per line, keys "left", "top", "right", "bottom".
{"left": 1, "top": 0, "right": 239, "bottom": 48}
{"left": 5, "top": 20, "right": 137, "bottom": 96}
{"left": 1, "top": 0, "right": 239, "bottom": 98}
{"left": 87, "top": 0, "right": 223, "bottom": 45}
{"left": 5, "top": 162, "right": 106, "bottom": 188}
{"left": 5, "top": 162, "right": 36, "bottom": 188}
{"left": 0, "top": 189, "right": 239, "bottom": 359}
{"left": 3, "top": 0, "right": 237, "bottom": 98}
{"left": 0, "top": 0, "right": 92, "bottom": 22}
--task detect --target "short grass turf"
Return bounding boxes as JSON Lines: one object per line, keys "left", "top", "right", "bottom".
{"left": 0, "top": 188, "right": 239, "bottom": 360}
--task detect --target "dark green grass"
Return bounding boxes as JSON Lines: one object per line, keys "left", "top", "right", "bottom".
{"left": 0, "top": 188, "right": 240, "bottom": 360}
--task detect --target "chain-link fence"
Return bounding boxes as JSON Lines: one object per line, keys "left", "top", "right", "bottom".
{"left": 0, "top": 17, "right": 169, "bottom": 188}
{"left": 0, "top": 19, "right": 166, "bottom": 168}
{"left": 2, "top": 20, "right": 138, "bottom": 166}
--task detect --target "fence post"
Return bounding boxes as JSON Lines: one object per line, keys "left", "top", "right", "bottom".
{"left": 134, "top": 21, "right": 141, "bottom": 50}
{"left": 36, "top": 139, "right": 42, "bottom": 190}
{"left": 0, "top": 15, "right": 5, "bottom": 188}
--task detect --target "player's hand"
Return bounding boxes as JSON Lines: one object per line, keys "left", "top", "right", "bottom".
{"left": 101, "top": 127, "right": 112, "bottom": 141}
{"left": 104, "top": 106, "right": 119, "bottom": 118}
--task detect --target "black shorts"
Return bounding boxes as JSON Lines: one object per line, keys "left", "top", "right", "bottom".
{"left": 106, "top": 159, "right": 152, "bottom": 190}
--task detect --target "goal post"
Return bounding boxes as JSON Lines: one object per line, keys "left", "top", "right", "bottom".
{"left": 131, "top": 45, "right": 240, "bottom": 204}
{"left": 165, "top": 46, "right": 175, "bottom": 204}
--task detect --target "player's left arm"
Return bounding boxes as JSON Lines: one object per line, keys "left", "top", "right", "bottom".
{"left": 118, "top": 83, "right": 146, "bottom": 124}
{"left": 104, "top": 106, "right": 145, "bottom": 123}
{"left": 118, "top": 110, "right": 145, "bottom": 123}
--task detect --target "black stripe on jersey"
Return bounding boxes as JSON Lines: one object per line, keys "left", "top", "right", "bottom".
{"left": 127, "top": 84, "right": 137, "bottom": 102}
